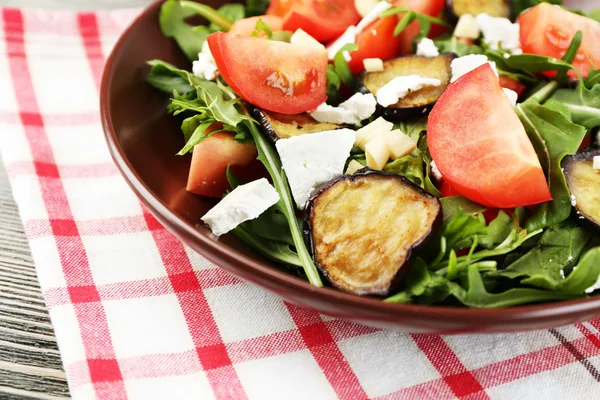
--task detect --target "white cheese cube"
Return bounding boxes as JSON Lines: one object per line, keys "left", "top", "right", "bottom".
{"left": 201, "top": 178, "right": 279, "bottom": 237}
{"left": 376, "top": 75, "right": 441, "bottom": 107}
{"left": 503, "top": 88, "right": 519, "bottom": 106}
{"left": 475, "top": 13, "right": 521, "bottom": 52}
{"left": 363, "top": 57, "right": 384, "bottom": 72}
{"left": 345, "top": 160, "right": 365, "bottom": 175}
{"left": 202, "top": 40, "right": 215, "bottom": 62}
{"left": 453, "top": 14, "right": 480, "bottom": 39}
{"left": 450, "top": 54, "right": 498, "bottom": 82}
{"left": 355, "top": 117, "right": 394, "bottom": 149}
{"left": 355, "top": 0, "right": 380, "bottom": 18}
{"left": 365, "top": 137, "right": 391, "bottom": 170}
{"left": 310, "top": 102, "right": 361, "bottom": 125}
{"left": 339, "top": 92, "right": 377, "bottom": 121}
{"left": 430, "top": 160, "right": 443, "bottom": 181}
{"left": 386, "top": 129, "right": 417, "bottom": 159}
{"left": 356, "top": 1, "right": 392, "bottom": 33}
{"left": 416, "top": 38, "right": 439, "bottom": 57}
{"left": 327, "top": 26, "right": 357, "bottom": 61}
{"left": 192, "top": 52, "right": 218, "bottom": 80}
{"left": 290, "top": 29, "right": 325, "bottom": 51}
{"left": 276, "top": 129, "right": 356, "bottom": 209}
{"left": 594, "top": 156, "right": 600, "bottom": 171}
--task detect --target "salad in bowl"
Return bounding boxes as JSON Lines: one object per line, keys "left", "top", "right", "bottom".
{"left": 144, "top": 0, "right": 600, "bottom": 308}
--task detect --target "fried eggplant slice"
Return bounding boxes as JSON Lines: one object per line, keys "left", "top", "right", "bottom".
{"left": 564, "top": 148, "right": 600, "bottom": 232}
{"left": 251, "top": 107, "right": 343, "bottom": 142}
{"left": 446, "top": 0, "right": 510, "bottom": 22}
{"left": 307, "top": 169, "right": 442, "bottom": 296}
{"left": 359, "top": 54, "right": 455, "bottom": 120}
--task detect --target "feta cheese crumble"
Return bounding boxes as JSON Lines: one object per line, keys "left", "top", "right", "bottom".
{"left": 192, "top": 41, "right": 218, "bottom": 80}
{"left": 376, "top": 75, "right": 441, "bottom": 107}
{"left": 327, "top": 26, "right": 358, "bottom": 61}
{"left": 430, "top": 160, "right": 443, "bottom": 181}
{"left": 571, "top": 194, "right": 577, "bottom": 207}
{"left": 453, "top": 14, "right": 480, "bottom": 39}
{"left": 475, "top": 13, "right": 521, "bottom": 53}
{"left": 416, "top": 38, "right": 439, "bottom": 57}
{"left": 328, "top": 1, "right": 392, "bottom": 61}
{"left": 310, "top": 93, "right": 377, "bottom": 125}
{"left": 363, "top": 57, "right": 384, "bottom": 72}
{"left": 503, "top": 88, "right": 518, "bottom": 106}
{"left": 276, "top": 129, "right": 356, "bottom": 209}
{"left": 450, "top": 54, "right": 498, "bottom": 82}
{"left": 594, "top": 156, "right": 600, "bottom": 171}
{"left": 201, "top": 179, "right": 279, "bottom": 236}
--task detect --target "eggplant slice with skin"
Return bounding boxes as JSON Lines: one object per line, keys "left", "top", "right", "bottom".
{"left": 307, "top": 169, "right": 442, "bottom": 296}
{"left": 564, "top": 147, "right": 600, "bottom": 232}
{"left": 251, "top": 107, "right": 343, "bottom": 142}
{"left": 446, "top": 0, "right": 510, "bottom": 22}
{"left": 359, "top": 54, "right": 456, "bottom": 120}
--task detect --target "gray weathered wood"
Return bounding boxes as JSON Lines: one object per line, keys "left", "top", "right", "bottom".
{"left": 0, "top": 158, "right": 70, "bottom": 399}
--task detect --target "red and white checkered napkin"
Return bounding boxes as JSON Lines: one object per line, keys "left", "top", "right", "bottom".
{"left": 2, "top": 7, "right": 600, "bottom": 400}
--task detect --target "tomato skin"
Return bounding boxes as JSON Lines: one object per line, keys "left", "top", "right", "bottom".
{"left": 519, "top": 3, "right": 600, "bottom": 78}
{"left": 428, "top": 64, "right": 551, "bottom": 208}
{"left": 439, "top": 180, "right": 459, "bottom": 197}
{"left": 228, "top": 16, "right": 283, "bottom": 36}
{"left": 499, "top": 76, "right": 526, "bottom": 97}
{"left": 346, "top": 15, "right": 403, "bottom": 74}
{"left": 579, "top": 133, "right": 591, "bottom": 151}
{"left": 186, "top": 131, "right": 258, "bottom": 198}
{"left": 208, "top": 32, "right": 328, "bottom": 114}
{"left": 273, "top": 0, "right": 361, "bottom": 42}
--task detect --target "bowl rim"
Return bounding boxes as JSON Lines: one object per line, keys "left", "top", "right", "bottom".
{"left": 99, "top": 0, "right": 600, "bottom": 327}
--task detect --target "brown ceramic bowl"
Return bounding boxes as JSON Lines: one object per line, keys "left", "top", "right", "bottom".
{"left": 100, "top": 0, "right": 600, "bottom": 333}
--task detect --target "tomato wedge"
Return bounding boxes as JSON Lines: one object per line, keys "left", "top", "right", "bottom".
{"left": 519, "top": 3, "right": 600, "bottom": 78}
{"left": 499, "top": 76, "right": 526, "bottom": 97}
{"left": 207, "top": 32, "right": 328, "bottom": 114}
{"left": 269, "top": 0, "right": 361, "bottom": 42}
{"left": 428, "top": 64, "right": 551, "bottom": 208}
{"left": 347, "top": 15, "right": 403, "bottom": 74}
{"left": 228, "top": 15, "right": 283, "bottom": 36}
{"left": 187, "top": 130, "right": 258, "bottom": 198}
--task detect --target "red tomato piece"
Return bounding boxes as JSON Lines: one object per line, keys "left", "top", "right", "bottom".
{"left": 186, "top": 130, "right": 258, "bottom": 198}
{"left": 499, "top": 76, "right": 526, "bottom": 97}
{"left": 439, "top": 180, "right": 460, "bottom": 197}
{"left": 519, "top": 3, "right": 600, "bottom": 78}
{"left": 428, "top": 64, "right": 551, "bottom": 208}
{"left": 228, "top": 15, "right": 283, "bottom": 36}
{"left": 271, "top": 0, "right": 361, "bottom": 43}
{"left": 579, "top": 133, "right": 591, "bottom": 151}
{"left": 207, "top": 32, "right": 328, "bottom": 114}
{"left": 393, "top": 0, "right": 446, "bottom": 55}
{"left": 346, "top": 15, "right": 403, "bottom": 75}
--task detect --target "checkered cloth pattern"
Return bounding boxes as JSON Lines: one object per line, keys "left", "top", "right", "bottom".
{"left": 2, "top": 6, "right": 600, "bottom": 400}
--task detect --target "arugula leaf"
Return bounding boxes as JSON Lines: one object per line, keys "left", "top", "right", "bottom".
{"left": 245, "top": 0, "right": 271, "bottom": 17}
{"left": 451, "top": 264, "right": 580, "bottom": 308}
{"left": 326, "top": 65, "right": 342, "bottom": 104}
{"left": 511, "top": 0, "right": 563, "bottom": 19}
{"left": 333, "top": 43, "right": 359, "bottom": 88}
{"left": 146, "top": 59, "right": 196, "bottom": 93}
{"left": 487, "top": 51, "right": 575, "bottom": 76}
{"left": 179, "top": 1, "right": 235, "bottom": 30}
{"left": 439, "top": 196, "right": 486, "bottom": 225}
{"left": 516, "top": 101, "right": 587, "bottom": 231}
{"left": 584, "top": 69, "right": 600, "bottom": 88}
{"left": 490, "top": 221, "right": 591, "bottom": 290}
{"left": 381, "top": 7, "right": 449, "bottom": 38}
{"left": 159, "top": 0, "right": 235, "bottom": 61}
{"left": 559, "top": 248, "right": 600, "bottom": 293}
{"left": 250, "top": 18, "right": 273, "bottom": 38}
{"left": 232, "top": 226, "right": 302, "bottom": 267}
{"left": 550, "top": 83, "right": 600, "bottom": 129}
{"left": 555, "top": 30, "right": 582, "bottom": 84}
{"left": 244, "top": 119, "right": 323, "bottom": 286}
{"left": 209, "top": 3, "right": 244, "bottom": 31}
{"left": 434, "top": 36, "right": 484, "bottom": 57}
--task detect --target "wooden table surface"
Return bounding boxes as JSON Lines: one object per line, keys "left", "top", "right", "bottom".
{"left": 0, "top": 2, "right": 153, "bottom": 398}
